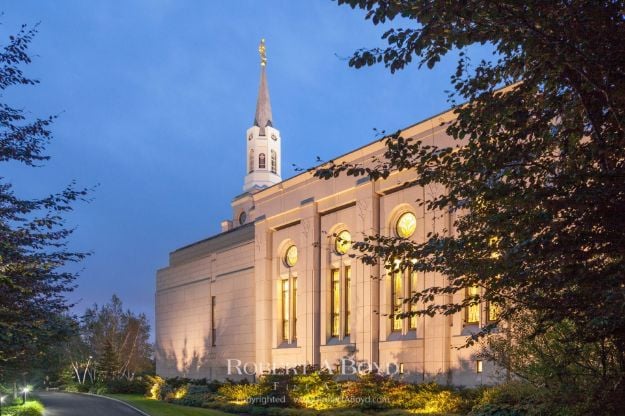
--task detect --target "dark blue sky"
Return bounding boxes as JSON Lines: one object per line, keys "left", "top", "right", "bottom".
{"left": 1, "top": 1, "right": 489, "bottom": 333}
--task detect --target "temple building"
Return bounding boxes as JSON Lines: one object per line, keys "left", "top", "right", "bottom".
{"left": 155, "top": 40, "right": 496, "bottom": 386}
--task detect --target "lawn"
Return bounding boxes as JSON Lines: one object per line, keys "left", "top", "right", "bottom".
{"left": 107, "top": 394, "right": 230, "bottom": 416}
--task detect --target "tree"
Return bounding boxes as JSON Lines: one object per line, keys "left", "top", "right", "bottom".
{"left": 81, "top": 295, "right": 153, "bottom": 382}
{"left": 318, "top": 1, "right": 625, "bottom": 412}
{"left": 482, "top": 313, "right": 624, "bottom": 413}
{"left": 0, "top": 23, "right": 88, "bottom": 379}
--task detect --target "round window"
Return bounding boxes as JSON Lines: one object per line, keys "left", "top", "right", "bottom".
{"left": 284, "top": 245, "right": 298, "bottom": 267}
{"left": 239, "top": 211, "right": 247, "bottom": 225}
{"left": 396, "top": 212, "right": 416, "bottom": 238}
{"left": 335, "top": 230, "right": 352, "bottom": 255}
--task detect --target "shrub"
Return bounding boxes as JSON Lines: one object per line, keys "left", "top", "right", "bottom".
{"left": 169, "top": 384, "right": 216, "bottom": 407}
{"left": 218, "top": 381, "right": 270, "bottom": 404}
{"left": 8, "top": 400, "right": 45, "bottom": 416}
{"left": 63, "top": 382, "right": 90, "bottom": 393}
{"left": 145, "top": 375, "right": 166, "bottom": 399}
{"left": 340, "top": 373, "right": 394, "bottom": 410}
{"left": 469, "top": 382, "right": 543, "bottom": 416}
{"left": 105, "top": 378, "right": 148, "bottom": 394}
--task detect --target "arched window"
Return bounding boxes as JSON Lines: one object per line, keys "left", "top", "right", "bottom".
{"left": 259, "top": 153, "right": 266, "bottom": 169}
{"left": 271, "top": 150, "right": 277, "bottom": 173}
{"left": 248, "top": 149, "right": 254, "bottom": 173}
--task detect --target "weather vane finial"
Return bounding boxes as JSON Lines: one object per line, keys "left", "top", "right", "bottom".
{"left": 259, "top": 38, "right": 267, "bottom": 67}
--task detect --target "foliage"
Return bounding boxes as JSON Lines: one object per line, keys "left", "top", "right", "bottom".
{"left": 81, "top": 295, "right": 153, "bottom": 382}
{"left": 320, "top": 1, "right": 625, "bottom": 413}
{"left": 468, "top": 382, "right": 548, "bottom": 416}
{"left": 341, "top": 373, "right": 393, "bottom": 410}
{"left": 2, "top": 400, "right": 45, "bottom": 416}
{"left": 146, "top": 375, "right": 167, "bottom": 400}
{"left": 217, "top": 381, "right": 269, "bottom": 404}
{"left": 482, "top": 314, "right": 623, "bottom": 415}
{"left": 288, "top": 370, "right": 342, "bottom": 410}
{"left": 0, "top": 21, "right": 88, "bottom": 381}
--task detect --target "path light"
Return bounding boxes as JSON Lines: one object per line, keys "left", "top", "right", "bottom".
{"left": 21, "top": 386, "right": 30, "bottom": 405}
{"left": 1, "top": 395, "right": 6, "bottom": 415}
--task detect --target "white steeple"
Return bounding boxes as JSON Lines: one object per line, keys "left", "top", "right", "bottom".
{"left": 243, "top": 39, "right": 282, "bottom": 192}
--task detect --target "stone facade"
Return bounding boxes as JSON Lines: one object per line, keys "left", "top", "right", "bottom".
{"left": 155, "top": 54, "right": 498, "bottom": 386}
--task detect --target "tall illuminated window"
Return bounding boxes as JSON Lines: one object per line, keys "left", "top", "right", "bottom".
{"left": 391, "top": 270, "right": 403, "bottom": 331}
{"left": 466, "top": 286, "right": 480, "bottom": 324}
{"left": 259, "top": 153, "right": 266, "bottom": 169}
{"left": 292, "top": 277, "right": 297, "bottom": 341}
{"left": 344, "top": 266, "right": 351, "bottom": 336}
{"left": 282, "top": 279, "right": 290, "bottom": 341}
{"left": 409, "top": 272, "right": 418, "bottom": 329}
{"left": 281, "top": 245, "right": 298, "bottom": 343}
{"left": 330, "top": 269, "right": 340, "bottom": 337}
{"left": 271, "top": 150, "right": 277, "bottom": 173}
{"left": 488, "top": 301, "right": 499, "bottom": 322}
{"left": 248, "top": 149, "right": 254, "bottom": 173}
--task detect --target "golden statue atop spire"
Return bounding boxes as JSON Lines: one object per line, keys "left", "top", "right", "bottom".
{"left": 259, "top": 38, "right": 267, "bottom": 67}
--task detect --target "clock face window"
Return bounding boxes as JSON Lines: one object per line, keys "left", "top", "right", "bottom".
{"left": 396, "top": 212, "right": 416, "bottom": 238}
{"left": 239, "top": 211, "right": 247, "bottom": 225}
{"left": 284, "top": 245, "right": 298, "bottom": 267}
{"left": 335, "top": 230, "right": 352, "bottom": 255}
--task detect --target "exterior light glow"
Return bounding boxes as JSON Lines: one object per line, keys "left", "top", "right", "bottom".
{"left": 476, "top": 360, "right": 483, "bottom": 373}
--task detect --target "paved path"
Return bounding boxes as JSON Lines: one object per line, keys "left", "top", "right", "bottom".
{"left": 38, "top": 391, "right": 145, "bottom": 416}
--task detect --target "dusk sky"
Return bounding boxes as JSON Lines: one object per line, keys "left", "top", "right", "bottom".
{"left": 1, "top": 1, "right": 490, "bottom": 334}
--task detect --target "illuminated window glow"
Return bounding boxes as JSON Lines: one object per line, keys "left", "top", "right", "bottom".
{"left": 331, "top": 269, "right": 340, "bottom": 337}
{"left": 392, "top": 270, "right": 403, "bottom": 331}
{"left": 466, "top": 286, "right": 480, "bottom": 324}
{"left": 335, "top": 230, "right": 352, "bottom": 254}
{"left": 409, "top": 272, "right": 418, "bottom": 329}
{"left": 396, "top": 212, "right": 417, "bottom": 238}
{"left": 345, "top": 266, "right": 351, "bottom": 336}
{"left": 488, "top": 301, "right": 500, "bottom": 322}
{"left": 285, "top": 245, "right": 298, "bottom": 267}
{"left": 282, "top": 279, "right": 290, "bottom": 341}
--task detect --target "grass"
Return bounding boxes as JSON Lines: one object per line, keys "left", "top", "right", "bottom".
{"left": 107, "top": 394, "right": 229, "bottom": 416}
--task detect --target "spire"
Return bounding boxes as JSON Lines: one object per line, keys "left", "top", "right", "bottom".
{"left": 254, "top": 39, "right": 272, "bottom": 135}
